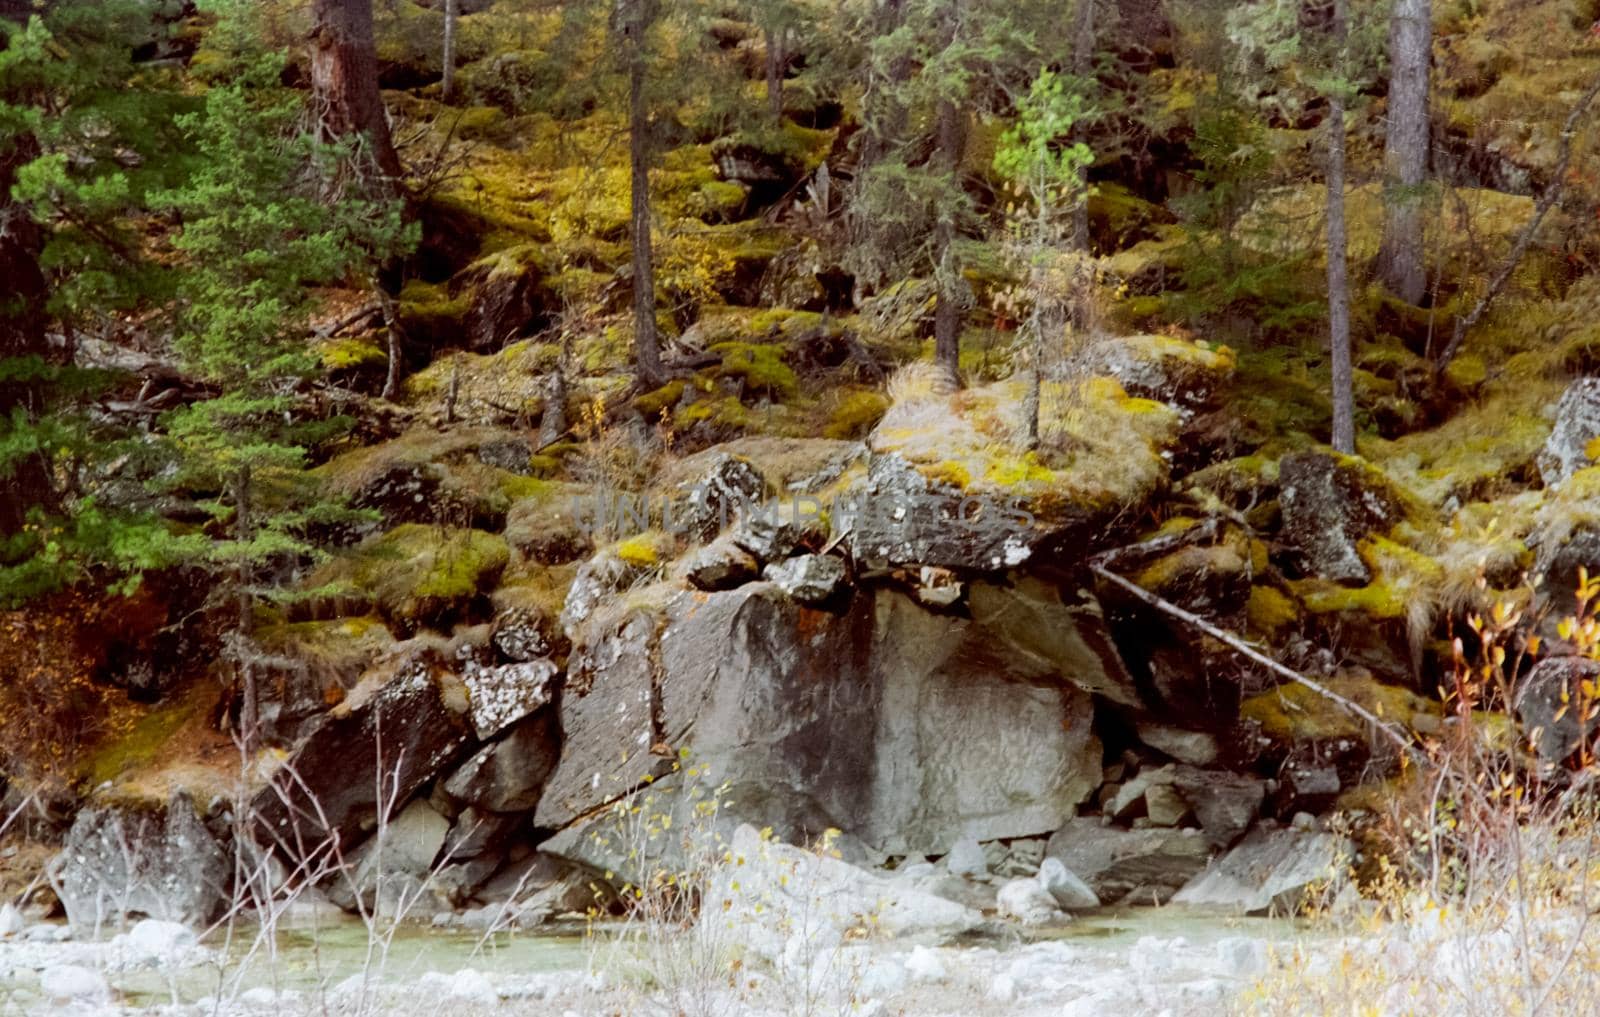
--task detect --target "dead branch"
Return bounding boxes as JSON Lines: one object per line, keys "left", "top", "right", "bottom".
{"left": 1090, "top": 561, "right": 1422, "bottom": 760}
{"left": 1436, "top": 69, "right": 1600, "bottom": 370}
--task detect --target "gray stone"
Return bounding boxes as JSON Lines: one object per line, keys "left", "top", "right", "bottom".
{"left": 1075, "top": 334, "right": 1236, "bottom": 413}
{"left": 684, "top": 536, "right": 760, "bottom": 591}
{"left": 1279, "top": 451, "right": 1401, "bottom": 584}
{"left": 1044, "top": 818, "right": 1211, "bottom": 905}
{"left": 1172, "top": 824, "right": 1351, "bottom": 914}
{"left": 325, "top": 800, "right": 450, "bottom": 914}
{"left": 1108, "top": 765, "right": 1178, "bottom": 822}
{"left": 0, "top": 903, "right": 22, "bottom": 937}
{"left": 122, "top": 919, "right": 197, "bottom": 965}
{"left": 1143, "top": 785, "right": 1190, "bottom": 827}
{"left": 763, "top": 553, "right": 848, "bottom": 604}
{"left": 444, "top": 711, "right": 560, "bottom": 813}
{"left": 943, "top": 837, "right": 988, "bottom": 879}
{"left": 732, "top": 502, "right": 816, "bottom": 562}
{"left": 967, "top": 577, "right": 1142, "bottom": 707}
{"left": 52, "top": 792, "right": 230, "bottom": 932}
{"left": 460, "top": 658, "right": 558, "bottom": 740}
{"left": 1538, "top": 378, "right": 1600, "bottom": 486}
{"left": 997, "top": 878, "right": 1064, "bottom": 925}
{"left": 39, "top": 965, "right": 109, "bottom": 1004}
{"left": 476, "top": 438, "right": 535, "bottom": 475}
{"left": 489, "top": 606, "right": 554, "bottom": 662}
{"left": 441, "top": 807, "right": 522, "bottom": 862}
{"left": 540, "top": 582, "right": 1107, "bottom": 877}
{"left": 531, "top": 608, "right": 659, "bottom": 831}
{"left": 1170, "top": 768, "right": 1266, "bottom": 849}
{"left": 1036, "top": 857, "right": 1099, "bottom": 910}
{"left": 1516, "top": 656, "right": 1600, "bottom": 767}
{"left": 841, "top": 453, "right": 1041, "bottom": 572}
{"left": 558, "top": 551, "right": 638, "bottom": 638}
{"left": 675, "top": 452, "right": 767, "bottom": 542}
{"left": 701, "top": 825, "right": 984, "bottom": 965}
{"left": 252, "top": 650, "right": 472, "bottom": 856}
{"left": 1136, "top": 724, "right": 1220, "bottom": 766}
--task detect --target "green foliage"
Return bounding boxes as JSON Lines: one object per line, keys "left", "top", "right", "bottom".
{"left": 150, "top": 39, "right": 413, "bottom": 604}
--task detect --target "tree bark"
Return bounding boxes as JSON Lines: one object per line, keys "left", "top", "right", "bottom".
{"left": 441, "top": 0, "right": 459, "bottom": 102}
{"left": 764, "top": 25, "right": 784, "bottom": 120}
{"left": 1069, "top": 0, "right": 1096, "bottom": 252}
{"left": 1327, "top": 0, "right": 1355, "bottom": 454}
{"left": 0, "top": 9, "right": 53, "bottom": 536}
{"left": 234, "top": 465, "right": 259, "bottom": 752}
{"left": 624, "top": 1, "right": 665, "bottom": 386}
{"left": 1376, "top": 0, "right": 1430, "bottom": 305}
{"left": 310, "top": 0, "right": 403, "bottom": 184}
{"left": 932, "top": 92, "right": 965, "bottom": 389}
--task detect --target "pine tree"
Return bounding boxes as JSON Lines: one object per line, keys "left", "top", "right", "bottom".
{"left": 154, "top": 50, "right": 411, "bottom": 746}
{"left": 993, "top": 68, "right": 1095, "bottom": 448}
{"left": 0, "top": 0, "right": 196, "bottom": 603}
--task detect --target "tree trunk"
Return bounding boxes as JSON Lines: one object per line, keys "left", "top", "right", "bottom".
{"left": 1327, "top": 0, "right": 1355, "bottom": 454}
{"left": 625, "top": 2, "right": 665, "bottom": 387}
{"left": 310, "top": 0, "right": 403, "bottom": 184}
{"left": 765, "top": 25, "right": 784, "bottom": 121}
{"left": 1069, "top": 0, "right": 1096, "bottom": 252}
{"left": 235, "top": 465, "right": 259, "bottom": 752}
{"left": 0, "top": 9, "right": 52, "bottom": 537}
{"left": 441, "top": 0, "right": 459, "bottom": 102}
{"left": 932, "top": 92, "right": 965, "bottom": 389}
{"left": 1376, "top": 0, "right": 1430, "bottom": 305}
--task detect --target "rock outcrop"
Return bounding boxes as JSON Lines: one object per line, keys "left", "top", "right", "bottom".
{"left": 538, "top": 580, "right": 1116, "bottom": 876}
{"left": 1537, "top": 378, "right": 1600, "bottom": 486}
{"left": 52, "top": 792, "right": 230, "bottom": 931}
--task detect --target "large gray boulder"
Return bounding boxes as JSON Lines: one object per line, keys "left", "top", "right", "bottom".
{"left": 1278, "top": 451, "right": 1402, "bottom": 584}
{"left": 1044, "top": 819, "right": 1211, "bottom": 906}
{"left": 52, "top": 792, "right": 230, "bottom": 932}
{"left": 539, "top": 580, "right": 1119, "bottom": 875}
{"left": 252, "top": 649, "right": 473, "bottom": 856}
{"left": 1537, "top": 378, "right": 1600, "bottom": 486}
{"left": 1172, "top": 824, "right": 1350, "bottom": 914}
{"left": 842, "top": 454, "right": 1047, "bottom": 572}
{"left": 443, "top": 711, "right": 560, "bottom": 813}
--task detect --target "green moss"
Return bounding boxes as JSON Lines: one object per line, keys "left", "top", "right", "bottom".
{"left": 675, "top": 394, "right": 756, "bottom": 432}
{"left": 319, "top": 525, "right": 510, "bottom": 631}
{"left": 710, "top": 342, "right": 797, "bottom": 399}
{"left": 822, "top": 388, "right": 890, "bottom": 440}
{"left": 317, "top": 336, "right": 387, "bottom": 372}
{"left": 83, "top": 695, "right": 204, "bottom": 789}
{"left": 398, "top": 279, "right": 472, "bottom": 344}
{"left": 982, "top": 453, "right": 1056, "bottom": 488}
{"left": 921, "top": 460, "right": 974, "bottom": 489}
{"left": 1246, "top": 585, "right": 1302, "bottom": 635}
{"left": 1241, "top": 674, "right": 1438, "bottom": 744}
{"left": 634, "top": 379, "right": 687, "bottom": 418}
{"left": 1444, "top": 353, "right": 1487, "bottom": 391}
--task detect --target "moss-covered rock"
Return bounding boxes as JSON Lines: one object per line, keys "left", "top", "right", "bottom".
{"left": 312, "top": 525, "right": 510, "bottom": 633}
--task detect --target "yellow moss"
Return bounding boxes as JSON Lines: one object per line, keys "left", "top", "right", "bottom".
{"left": 1241, "top": 674, "right": 1439, "bottom": 744}
{"left": 1292, "top": 578, "right": 1408, "bottom": 620}
{"left": 982, "top": 453, "right": 1057, "bottom": 488}
{"left": 1247, "top": 585, "right": 1302, "bottom": 635}
{"left": 317, "top": 336, "right": 387, "bottom": 372}
{"left": 822, "top": 388, "right": 890, "bottom": 440}
{"left": 922, "top": 460, "right": 973, "bottom": 490}
{"left": 613, "top": 530, "right": 673, "bottom": 568}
